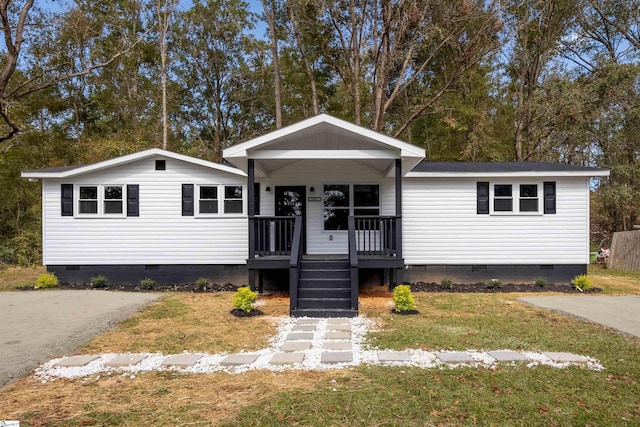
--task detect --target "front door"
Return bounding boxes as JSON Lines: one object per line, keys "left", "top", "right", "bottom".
{"left": 275, "top": 186, "right": 306, "bottom": 253}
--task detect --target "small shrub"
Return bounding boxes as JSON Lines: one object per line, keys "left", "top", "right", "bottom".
{"left": 195, "top": 277, "right": 210, "bottom": 290}
{"left": 91, "top": 275, "right": 108, "bottom": 288}
{"left": 486, "top": 278, "right": 502, "bottom": 289}
{"left": 139, "top": 278, "right": 156, "bottom": 290}
{"left": 35, "top": 272, "right": 58, "bottom": 289}
{"left": 233, "top": 286, "right": 257, "bottom": 312}
{"left": 571, "top": 274, "right": 592, "bottom": 292}
{"left": 392, "top": 284, "right": 416, "bottom": 312}
{"left": 440, "top": 277, "right": 454, "bottom": 289}
{"left": 534, "top": 277, "right": 547, "bottom": 287}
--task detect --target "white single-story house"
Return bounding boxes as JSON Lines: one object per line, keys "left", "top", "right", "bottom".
{"left": 22, "top": 114, "right": 609, "bottom": 316}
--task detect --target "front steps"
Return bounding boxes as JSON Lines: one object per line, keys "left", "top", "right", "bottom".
{"left": 292, "top": 259, "right": 357, "bottom": 318}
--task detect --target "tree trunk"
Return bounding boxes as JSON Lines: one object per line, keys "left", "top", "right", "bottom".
{"left": 262, "top": 0, "right": 283, "bottom": 128}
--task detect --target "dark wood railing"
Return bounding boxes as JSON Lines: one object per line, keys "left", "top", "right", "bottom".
{"left": 353, "top": 215, "right": 402, "bottom": 256}
{"left": 250, "top": 216, "right": 296, "bottom": 257}
{"left": 289, "top": 216, "right": 303, "bottom": 313}
{"left": 347, "top": 216, "right": 359, "bottom": 311}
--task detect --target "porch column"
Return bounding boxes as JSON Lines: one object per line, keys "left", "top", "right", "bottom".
{"left": 248, "top": 159, "right": 256, "bottom": 290}
{"left": 395, "top": 158, "right": 403, "bottom": 285}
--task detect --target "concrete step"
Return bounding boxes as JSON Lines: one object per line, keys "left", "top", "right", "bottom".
{"left": 291, "top": 308, "right": 358, "bottom": 318}
{"left": 297, "top": 297, "right": 352, "bottom": 309}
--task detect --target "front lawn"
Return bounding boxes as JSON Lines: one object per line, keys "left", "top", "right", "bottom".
{"left": 0, "top": 267, "right": 639, "bottom": 425}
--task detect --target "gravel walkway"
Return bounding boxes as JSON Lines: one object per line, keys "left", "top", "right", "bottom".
{"left": 34, "top": 316, "right": 603, "bottom": 382}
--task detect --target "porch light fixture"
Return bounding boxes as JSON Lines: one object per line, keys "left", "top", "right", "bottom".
{"left": 266, "top": 186, "right": 271, "bottom": 192}
{"left": 310, "top": 187, "right": 315, "bottom": 192}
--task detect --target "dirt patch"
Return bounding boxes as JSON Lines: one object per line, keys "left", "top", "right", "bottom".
{"left": 408, "top": 282, "right": 602, "bottom": 293}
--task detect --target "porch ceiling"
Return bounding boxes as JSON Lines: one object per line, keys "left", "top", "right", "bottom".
{"left": 253, "top": 158, "right": 395, "bottom": 177}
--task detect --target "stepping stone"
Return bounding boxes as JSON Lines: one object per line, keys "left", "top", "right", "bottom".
{"left": 327, "top": 318, "right": 351, "bottom": 325}
{"left": 543, "top": 352, "right": 588, "bottom": 363}
{"left": 326, "top": 324, "right": 351, "bottom": 331}
{"left": 287, "top": 332, "right": 314, "bottom": 340}
{"left": 54, "top": 355, "right": 100, "bottom": 367}
{"left": 280, "top": 341, "right": 312, "bottom": 352}
{"left": 488, "top": 351, "right": 529, "bottom": 362}
{"left": 324, "top": 331, "right": 351, "bottom": 340}
{"left": 323, "top": 341, "right": 352, "bottom": 351}
{"left": 104, "top": 354, "right": 148, "bottom": 367}
{"left": 291, "top": 325, "right": 317, "bottom": 332}
{"left": 161, "top": 354, "right": 203, "bottom": 367}
{"left": 436, "top": 352, "right": 475, "bottom": 363}
{"left": 378, "top": 350, "right": 411, "bottom": 362}
{"left": 220, "top": 353, "right": 259, "bottom": 366}
{"left": 270, "top": 352, "right": 305, "bottom": 365}
{"left": 296, "top": 319, "right": 320, "bottom": 325}
{"left": 321, "top": 352, "right": 353, "bottom": 364}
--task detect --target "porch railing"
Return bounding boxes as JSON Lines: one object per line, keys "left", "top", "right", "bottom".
{"left": 347, "top": 216, "right": 359, "bottom": 311}
{"left": 353, "top": 215, "right": 402, "bottom": 257}
{"left": 249, "top": 216, "right": 296, "bottom": 257}
{"left": 289, "top": 216, "right": 303, "bottom": 313}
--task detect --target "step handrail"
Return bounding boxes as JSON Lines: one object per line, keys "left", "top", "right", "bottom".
{"left": 289, "top": 215, "right": 303, "bottom": 313}
{"left": 347, "top": 216, "right": 359, "bottom": 311}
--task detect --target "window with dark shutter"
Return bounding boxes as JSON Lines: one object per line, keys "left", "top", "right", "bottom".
{"left": 544, "top": 182, "right": 556, "bottom": 214}
{"left": 127, "top": 184, "right": 139, "bottom": 216}
{"left": 182, "top": 184, "right": 194, "bottom": 216}
{"left": 477, "top": 182, "right": 489, "bottom": 214}
{"left": 61, "top": 184, "right": 73, "bottom": 216}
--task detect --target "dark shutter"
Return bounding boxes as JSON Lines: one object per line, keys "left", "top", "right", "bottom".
{"left": 182, "top": 184, "right": 194, "bottom": 216}
{"left": 477, "top": 182, "right": 489, "bottom": 214}
{"left": 61, "top": 184, "right": 73, "bottom": 216}
{"left": 127, "top": 184, "right": 139, "bottom": 217}
{"left": 544, "top": 182, "right": 556, "bottom": 214}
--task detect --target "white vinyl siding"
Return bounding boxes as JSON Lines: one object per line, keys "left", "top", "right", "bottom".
{"left": 42, "top": 155, "right": 247, "bottom": 265}
{"left": 403, "top": 176, "right": 590, "bottom": 265}
{"left": 257, "top": 159, "right": 396, "bottom": 254}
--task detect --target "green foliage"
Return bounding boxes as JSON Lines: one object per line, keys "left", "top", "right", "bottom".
{"left": 139, "top": 278, "right": 156, "bottom": 290}
{"left": 91, "top": 275, "right": 108, "bottom": 288}
{"left": 195, "top": 277, "right": 210, "bottom": 290}
{"left": 392, "top": 284, "right": 416, "bottom": 312}
{"left": 232, "top": 287, "right": 257, "bottom": 312}
{"left": 486, "top": 278, "right": 502, "bottom": 289}
{"left": 571, "top": 275, "right": 592, "bottom": 292}
{"left": 440, "top": 277, "right": 454, "bottom": 289}
{"left": 534, "top": 277, "right": 547, "bottom": 287}
{"left": 35, "top": 272, "right": 58, "bottom": 289}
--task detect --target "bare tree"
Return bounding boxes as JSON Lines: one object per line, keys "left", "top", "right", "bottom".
{"left": 156, "top": 0, "right": 179, "bottom": 149}
{"left": 262, "top": 0, "right": 283, "bottom": 128}
{"left": 288, "top": 0, "right": 319, "bottom": 115}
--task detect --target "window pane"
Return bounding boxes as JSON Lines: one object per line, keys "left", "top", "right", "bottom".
{"left": 494, "top": 185, "right": 512, "bottom": 197}
{"left": 224, "top": 200, "right": 243, "bottom": 214}
{"left": 354, "top": 208, "right": 380, "bottom": 216}
{"left": 520, "top": 199, "right": 538, "bottom": 212}
{"left": 520, "top": 185, "right": 537, "bottom": 198}
{"left": 324, "top": 208, "right": 348, "bottom": 230}
{"left": 104, "top": 200, "right": 123, "bottom": 214}
{"left": 200, "top": 186, "right": 217, "bottom": 200}
{"left": 79, "top": 186, "right": 97, "bottom": 200}
{"left": 494, "top": 198, "right": 512, "bottom": 212}
{"left": 323, "top": 185, "right": 349, "bottom": 207}
{"left": 104, "top": 186, "right": 122, "bottom": 200}
{"left": 225, "top": 186, "right": 242, "bottom": 199}
{"left": 354, "top": 185, "right": 379, "bottom": 207}
{"left": 200, "top": 200, "right": 218, "bottom": 213}
{"left": 79, "top": 201, "right": 98, "bottom": 214}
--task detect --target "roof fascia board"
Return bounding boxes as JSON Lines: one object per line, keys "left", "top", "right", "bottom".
{"left": 405, "top": 170, "right": 611, "bottom": 178}
{"left": 21, "top": 148, "right": 246, "bottom": 179}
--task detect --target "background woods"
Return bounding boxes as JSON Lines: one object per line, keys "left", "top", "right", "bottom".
{"left": 0, "top": 0, "right": 638, "bottom": 265}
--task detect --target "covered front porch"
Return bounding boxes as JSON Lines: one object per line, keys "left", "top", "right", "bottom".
{"left": 222, "top": 115, "right": 425, "bottom": 316}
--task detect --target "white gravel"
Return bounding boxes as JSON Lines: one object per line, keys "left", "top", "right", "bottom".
{"left": 33, "top": 316, "right": 604, "bottom": 382}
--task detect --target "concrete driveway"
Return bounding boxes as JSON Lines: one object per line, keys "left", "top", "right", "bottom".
{"left": 0, "top": 290, "right": 161, "bottom": 387}
{"left": 518, "top": 295, "right": 640, "bottom": 338}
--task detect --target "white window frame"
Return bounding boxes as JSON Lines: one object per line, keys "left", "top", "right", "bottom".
{"left": 323, "top": 183, "right": 380, "bottom": 231}
{"left": 223, "top": 185, "right": 244, "bottom": 214}
{"left": 196, "top": 184, "right": 245, "bottom": 217}
{"left": 489, "top": 182, "right": 542, "bottom": 215}
{"left": 76, "top": 184, "right": 125, "bottom": 217}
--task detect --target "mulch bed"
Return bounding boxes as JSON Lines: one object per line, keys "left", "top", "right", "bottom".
{"left": 230, "top": 309, "right": 264, "bottom": 317}
{"left": 392, "top": 309, "right": 420, "bottom": 315}
{"left": 17, "top": 282, "right": 239, "bottom": 293}
{"left": 408, "top": 282, "right": 602, "bottom": 293}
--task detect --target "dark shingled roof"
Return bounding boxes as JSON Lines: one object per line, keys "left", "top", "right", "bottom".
{"left": 411, "top": 161, "right": 606, "bottom": 173}
{"left": 22, "top": 165, "right": 85, "bottom": 174}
